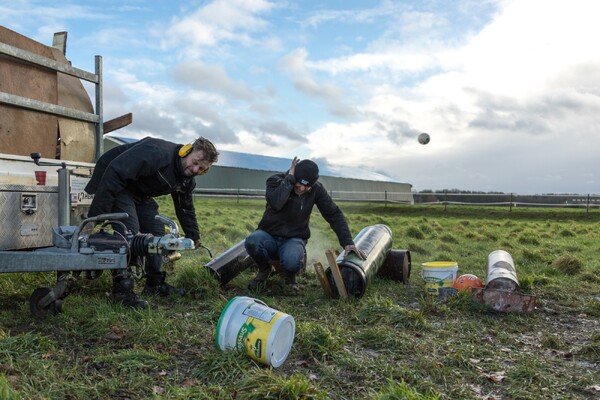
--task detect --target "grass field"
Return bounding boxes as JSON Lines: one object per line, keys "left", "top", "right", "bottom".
{"left": 1, "top": 198, "right": 599, "bottom": 399}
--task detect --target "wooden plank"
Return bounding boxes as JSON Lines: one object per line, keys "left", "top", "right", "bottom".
{"left": 313, "top": 262, "right": 333, "bottom": 299}
{"left": 326, "top": 249, "right": 348, "bottom": 300}
{"left": 52, "top": 32, "right": 67, "bottom": 55}
{"left": 103, "top": 113, "right": 133, "bottom": 134}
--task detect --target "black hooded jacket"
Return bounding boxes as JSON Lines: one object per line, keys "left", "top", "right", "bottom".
{"left": 257, "top": 172, "right": 354, "bottom": 248}
{"left": 84, "top": 137, "right": 199, "bottom": 241}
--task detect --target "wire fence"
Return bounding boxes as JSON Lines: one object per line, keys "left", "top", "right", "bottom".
{"left": 194, "top": 188, "right": 600, "bottom": 212}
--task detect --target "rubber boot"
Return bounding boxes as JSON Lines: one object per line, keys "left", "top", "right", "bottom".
{"left": 111, "top": 275, "right": 149, "bottom": 309}
{"left": 284, "top": 270, "right": 299, "bottom": 291}
{"left": 143, "top": 272, "right": 185, "bottom": 297}
{"left": 248, "top": 263, "right": 272, "bottom": 291}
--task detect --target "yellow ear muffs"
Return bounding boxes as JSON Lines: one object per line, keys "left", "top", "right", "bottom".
{"left": 178, "top": 143, "right": 192, "bottom": 158}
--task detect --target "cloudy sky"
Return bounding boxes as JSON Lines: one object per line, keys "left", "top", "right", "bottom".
{"left": 2, "top": 0, "right": 599, "bottom": 194}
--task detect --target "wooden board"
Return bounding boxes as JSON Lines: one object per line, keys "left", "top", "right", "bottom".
{"left": 313, "top": 262, "right": 333, "bottom": 299}
{"left": 326, "top": 249, "right": 348, "bottom": 300}
{"left": 104, "top": 113, "right": 132, "bottom": 134}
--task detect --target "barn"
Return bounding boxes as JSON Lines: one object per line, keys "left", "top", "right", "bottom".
{"left": 104, "top": 136, "right": 413, "bottom": 204}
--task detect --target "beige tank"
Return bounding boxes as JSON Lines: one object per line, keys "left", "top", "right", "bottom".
{"left": 0, "top": 26, "right": 95, "bottom": 162}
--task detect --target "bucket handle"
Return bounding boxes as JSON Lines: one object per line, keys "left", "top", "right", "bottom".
{"left": 248, "top": 297, "right": 268, "bottom": 307}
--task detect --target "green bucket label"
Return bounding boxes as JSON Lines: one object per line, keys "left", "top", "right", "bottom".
{"left": 252, "top": 339, "right": 263, "bottom": 359}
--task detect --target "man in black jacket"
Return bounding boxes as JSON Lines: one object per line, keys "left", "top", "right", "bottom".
{"left": 245, "top": 157, "right": 365, "bottom": 291}
{"left": 85, "top": 136, "right": 219, "bottom": 308}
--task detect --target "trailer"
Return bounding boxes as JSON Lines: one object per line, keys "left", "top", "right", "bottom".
{"left": 0, "top": 27, "right": 192, "bottom": 317}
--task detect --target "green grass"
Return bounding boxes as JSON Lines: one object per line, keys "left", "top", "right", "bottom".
{"left": 1, "top": 199, "right": 600, "bottom": 399}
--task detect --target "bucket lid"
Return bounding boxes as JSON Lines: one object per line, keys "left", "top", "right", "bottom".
{"left": 421, "top": 261, "right": 458, "bottom": 268}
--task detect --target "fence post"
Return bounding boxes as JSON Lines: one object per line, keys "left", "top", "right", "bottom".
{"left": 587, "top": 194, "right": 590, "bottom": 214}
{"left": 385, "top": 191, "right": 387, "bottom": 207}
{"left": 510, "top": 193, "right": 513, "bottom": 212}
{"left": 237, "top": 188, "right": 240, "bottom": 204}
{"left": 444, "top": 190, "right": 447, "bottom": 211}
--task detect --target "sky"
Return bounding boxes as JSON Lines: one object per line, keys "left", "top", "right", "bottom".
{"left": 2, "top": 0, "right": 599, "bottom": 194}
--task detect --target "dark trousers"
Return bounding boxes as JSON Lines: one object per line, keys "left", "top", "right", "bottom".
{"left": 110, "top": 191, "right": 165, "bottom": 279}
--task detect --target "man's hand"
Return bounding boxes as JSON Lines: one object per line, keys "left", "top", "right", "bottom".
{"left": 344, "top": 244, "right": 367, "bottom": 260}
{"left": 288, "top": 156, "right": 299, "bottom": 176}
{"left": 194, "top": 239, "right": 202, "bottom": 249}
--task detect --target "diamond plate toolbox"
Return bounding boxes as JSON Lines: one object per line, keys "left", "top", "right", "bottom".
{"left": 0, "top": 184, "right": 59, "bottom": 250}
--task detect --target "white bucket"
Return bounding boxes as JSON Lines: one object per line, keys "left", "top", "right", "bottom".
{"left": 420, "top": 261, "right": 459, "bottom": 296}
{"left": 215, "top": 296, "right": 295, "bottom": 368}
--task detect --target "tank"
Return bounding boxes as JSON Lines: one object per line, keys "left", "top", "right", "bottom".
{"left": 485, "top": 250, "right": 519, "bottom": 291}
{"left": 377, "top": 249, "right": 411, "bottom": 284}
{"left": 205, "top": 240, "right": 256, "bottom": 285}
{"left": 326, "top": 224, "right": 392, "bottom": 298}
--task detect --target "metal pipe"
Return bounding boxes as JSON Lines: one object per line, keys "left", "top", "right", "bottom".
{"left": 205, "top": 240, "right": 256, "bottom": 285}
{"left": 326, "top": 224, "right": 392, "bottom": 298}
{"left": 377, "top": 249, "right": 411, "bottom": 284}
{"left": 486, "top": 250, "right": 519, "bottom": 291}
{"left": 57, "top": 164, "right": 70, "bottom": 226}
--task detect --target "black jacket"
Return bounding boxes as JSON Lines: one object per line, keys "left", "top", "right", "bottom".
{"left": 85, "top": 137, "right": 199, "bottom": 241}
{"left": 257, "top": 173, "right": 354, "bottom": 248}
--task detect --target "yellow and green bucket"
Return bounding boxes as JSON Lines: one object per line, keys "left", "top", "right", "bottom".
{"left": 420, "top": 261, "right": 459, "bottom": 295}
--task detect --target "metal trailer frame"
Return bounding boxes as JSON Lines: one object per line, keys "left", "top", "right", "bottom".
{"left": 0, "top": 160, "right": 195, "bottom": 317}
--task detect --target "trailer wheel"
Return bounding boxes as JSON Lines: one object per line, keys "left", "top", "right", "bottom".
{"left": 29, "top": 287, "right": 62, "bottom": 317}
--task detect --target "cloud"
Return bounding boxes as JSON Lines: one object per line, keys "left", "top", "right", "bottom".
{"left": 162, "top": 0, "right": 275, "bottom": 49}
{"left": 278, "top": 48, "right": 357, "bottom": 118}
{"left": 257, "top": 121, "right": 306, "bottom": 142}
{"left": 172, "top": 61, "right": 253, "bottom": 100}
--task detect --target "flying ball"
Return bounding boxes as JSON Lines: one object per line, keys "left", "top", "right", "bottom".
{"left": 453, "top": 274, "right": 484, "bottom": 292}
{"left": 418, "top": 132, "right": 430, "bottom": 145}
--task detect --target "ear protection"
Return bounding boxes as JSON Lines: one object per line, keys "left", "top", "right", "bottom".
{"left": 178, "top": 143, "right": 192, "bottom": 158}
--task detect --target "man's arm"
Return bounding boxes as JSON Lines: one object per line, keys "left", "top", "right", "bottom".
{"left": 171, "top": 185, "right": 200, "bottom": 243}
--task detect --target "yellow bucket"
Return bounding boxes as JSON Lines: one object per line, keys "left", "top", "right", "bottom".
{"left": 420, "top": 261, "right": 459, "bottom": 295}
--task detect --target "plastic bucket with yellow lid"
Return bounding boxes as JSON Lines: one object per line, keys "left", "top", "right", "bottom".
{"left": 420, "top": 261, "right": 459, "bottom": 295}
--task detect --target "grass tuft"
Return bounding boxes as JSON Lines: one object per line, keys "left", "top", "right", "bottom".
{"left": 551, "top": 254, "right": 583, "bottom": 275}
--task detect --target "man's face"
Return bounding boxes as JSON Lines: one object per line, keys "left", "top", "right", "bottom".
{"left": 181, "top": 150, "right": 212, "bottom": 177}
{"left": 293, "top": 182, "right": 311, "bottom": 196}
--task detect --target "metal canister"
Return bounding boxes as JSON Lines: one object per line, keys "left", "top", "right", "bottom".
{"left": 485, "top": 250, "right": 519, "bottom": 291}
{"left": 377, "top": 249, "right": 411, "bottom": 284}
{"left": 326, "top": 224, "right": 392, "bottom": 298}
{"left": 205, "top": 240, "right": 256, "bottom": 285}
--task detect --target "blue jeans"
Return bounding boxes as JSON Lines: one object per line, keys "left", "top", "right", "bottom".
{"left": 245, "top": 230, "right": 306, "bottom": 273}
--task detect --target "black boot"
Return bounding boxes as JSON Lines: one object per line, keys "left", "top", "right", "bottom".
{"left": 143, "top": 272, "right": 185, "bottom": 297}
{"left": 284, "top": 270, "right": 299, "bottom": 291}
{"left": 248, "top": 263, "right": 272, "bottom": 291}
{"left": 111, "top": 276, "right": 149, "bottom": 309}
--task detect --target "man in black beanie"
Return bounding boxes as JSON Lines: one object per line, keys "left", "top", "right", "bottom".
{"left": 245, "top": 157, "right": 365, "bottom": 291}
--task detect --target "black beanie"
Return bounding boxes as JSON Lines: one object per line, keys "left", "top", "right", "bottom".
{"left": 294, "top": 159, "right": 319, "bottom": 186}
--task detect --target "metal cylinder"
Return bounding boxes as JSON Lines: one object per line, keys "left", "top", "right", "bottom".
{"left": 486, "top": 250, "right": 519, "bottom": 291}
{"left": 326, "top": 224, "right": 392, "bottom": 298}
{"left": 205, "top": 240, "right": 256, "bottom": 285}
{"left": 377, "top": 249, "right": 411, "bottom": 284}
{"left": 57, "top": 165, "right": 70, "bottom": 226}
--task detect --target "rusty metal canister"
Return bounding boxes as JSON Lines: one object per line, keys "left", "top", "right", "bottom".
{"left": 377, "top": 249, "right": 411, "bottom": 284}
{"left": 485, "top": 250, "right": 519, "bottom": 291}
{"left": 205, "top": 240, "right": 256, "bottom": 285}
{"left": 326, "top": 224, "right": 392, "bottom": 298}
